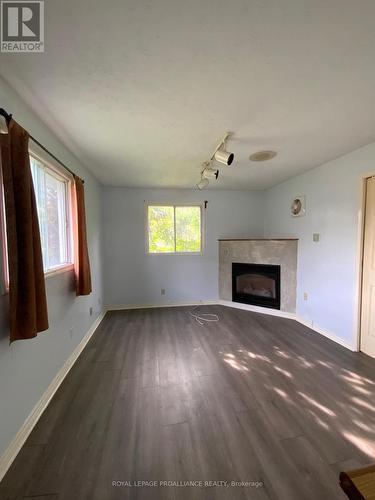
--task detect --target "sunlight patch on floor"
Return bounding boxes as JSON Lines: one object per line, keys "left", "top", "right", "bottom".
{"left": 298, "top": 391, "right": 336, "bottom": 417}
{"left": 306, "top": 409, "right": 330, "bottom": 430}
{"left": 223, "top": 356, "right": 249, "bottom": 372}
{"left": 351, "top": 397, "right": 375, "bottom": 412}
{"left": 273, "top": 366, "right": 292, "bottom": 378}
{"left": 352, "top": 420, "right": 374, "bottom": 432}
{"left": 343, "top": 431, "right": 375, "bottom": 458}
{"left": 246, "top": 351, "right": 271, "bottom": 362}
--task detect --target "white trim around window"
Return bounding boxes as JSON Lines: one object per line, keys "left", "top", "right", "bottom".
{"left": 145, "top": 202, "right": 205, "bottom": 256}
{"left": 0, "top": 146, "right": 75, "bottom": 293}
{"left": 29, "top": 149, "right": 74, "bottom": 274}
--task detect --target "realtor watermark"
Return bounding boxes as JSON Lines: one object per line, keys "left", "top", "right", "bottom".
{"left": 112, "top": 480, "right": 264, "bottom": 489}
{"left": 1, "top": 0, "right": 44, "bottom": 52}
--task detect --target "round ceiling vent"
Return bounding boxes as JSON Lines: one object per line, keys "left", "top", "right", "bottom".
{"left": 249, "top": 151, "right": 277, "bottom": 162}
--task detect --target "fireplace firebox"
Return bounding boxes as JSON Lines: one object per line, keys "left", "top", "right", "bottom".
{"left": 232, "top": 262, "right": 281, "bottom": 310}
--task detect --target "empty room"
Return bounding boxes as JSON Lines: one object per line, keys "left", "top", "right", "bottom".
{"left": 1, "top": 1, "right": 375, "bottom": 499}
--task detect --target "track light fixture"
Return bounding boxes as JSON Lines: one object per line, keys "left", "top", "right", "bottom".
{"left": 202, "top": 167, "right": 219, "bottom": 180}
{"left": 196, "top": 161, "right": 220, "bottom": 190}
{"left": 196, "top": 177, "right": 209, "bottom": 190}
{"left": 212, "top": 132, "right": 234, "bottom": 166}
{"left": 195, "top": 133, "right": 234, "bottom": 189}
{"left": 214, "top": 149, "right": 234, "bottom": 166}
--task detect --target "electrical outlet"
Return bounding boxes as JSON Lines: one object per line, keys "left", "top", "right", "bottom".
{"left": 303, "top": 292, "right": 308, "bottom": 301}
{"left": 69, "top": 327, "right": 74, "bottom": 339}
{"left": 89, "top": 307, "right": 93, "bottom": 316}
{"left": 313, "top": 233, "right": 320, "bottom": 242}
{"left": 161, "top": 288, "right": 166, "bottom": 296}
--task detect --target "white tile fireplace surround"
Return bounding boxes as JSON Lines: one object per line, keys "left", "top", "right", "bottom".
{"left": 219, "top": 238, "right": 298, "bottom": 313}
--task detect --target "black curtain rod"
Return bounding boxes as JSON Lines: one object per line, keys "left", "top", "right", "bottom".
{"left": 0, "top": 107, "right": 84, "bottom": 183}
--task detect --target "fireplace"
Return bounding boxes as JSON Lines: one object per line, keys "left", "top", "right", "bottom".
{"left": 232, "top": 262, "right": 281, "bottom": 310}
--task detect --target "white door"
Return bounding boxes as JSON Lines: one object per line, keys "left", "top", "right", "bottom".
{"left": 361, "top": 176, "right": 375, "bottom": 358}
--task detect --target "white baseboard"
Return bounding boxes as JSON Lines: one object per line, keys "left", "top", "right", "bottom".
{"left": 295, "top": 315, "right": 357, "bottom": 351}
{"left": 218, "top": 299, "right": 356, "bottom": 351}
{"left": 0, "top": 311, "right": 106, "bottom": 484}
{"left": 218, "top": 299, "right": 296, "bottom": 320}
{"left": 106, "top": 299, "right": 356, "bottom": 352}
{"left": 105, "top": 300, "right": 217, "bottom": 311}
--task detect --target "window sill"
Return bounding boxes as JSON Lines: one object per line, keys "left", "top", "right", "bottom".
{"left": 147, "top": 252, "right": 203, "bottom": 256}
{"left": 45, "top": 263, "right": 74, "bottom": 279}
{"left": 1, "top": 264, "right": 74, "bottom": 295}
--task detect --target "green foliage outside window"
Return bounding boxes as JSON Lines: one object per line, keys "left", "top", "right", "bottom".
{"left": 148, "top": 206, "right": 175, "bottom": 253}
{"left": 148, "top": 205, "right": 201, "bottom": 253}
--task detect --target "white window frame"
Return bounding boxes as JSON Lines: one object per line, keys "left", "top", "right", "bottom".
{"left": 0, "top": 148, "right": 74, "bottom": 293}
{"left": 145, "top": 203, "right": 205, "bottom": 256}
{"left": 29, "top": 150, "right": 74, "bottom": 276}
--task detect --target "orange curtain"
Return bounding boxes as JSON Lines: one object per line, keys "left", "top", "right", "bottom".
{"left": 73, "top": 175, "right": 92, "bottom": 296}
{"left": 0, "top": 119, "right": 48, "bottom": 343}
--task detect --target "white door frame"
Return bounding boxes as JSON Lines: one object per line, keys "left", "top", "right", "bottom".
{"left": 355, "top": 173, "right": 375, "bottom": 352}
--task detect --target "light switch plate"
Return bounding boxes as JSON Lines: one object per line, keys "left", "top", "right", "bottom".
{"left": 313, "top": 233, "right": 320, "bottom": 242}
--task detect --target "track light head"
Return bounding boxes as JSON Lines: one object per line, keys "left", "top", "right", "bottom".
{"left": 212, "top": 132, "right": 235, "bottom": 166}
{"left": 202, "top": 167, "right": 219, "bottom": 180}
{"left": 214, "top": 148, "right": 234, "bottom": 166}
{"left": 197, "top": 177, "right": 209, "bottom": 190}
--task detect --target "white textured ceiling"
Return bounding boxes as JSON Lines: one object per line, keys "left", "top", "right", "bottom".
{"left": 1, "top": 0, "right": 375, "bottom": 189}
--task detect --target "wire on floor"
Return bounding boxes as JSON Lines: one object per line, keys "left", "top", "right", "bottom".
{"left": 189, "top": 305, "right": 219, "bottom": 326}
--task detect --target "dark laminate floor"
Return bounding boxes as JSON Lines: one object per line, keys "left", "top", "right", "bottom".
{"left": 1, "top": 305, "right": 375, "bottom": 500}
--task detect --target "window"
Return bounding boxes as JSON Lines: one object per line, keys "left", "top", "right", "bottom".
{"left": 0, "top": 152, "right": 73, "bottom": 289}
{"left": 147, "top": 205, "right": 203, "bottom": 254}
{"left": 30, "top": 154, "right": 73, "bottom": 272}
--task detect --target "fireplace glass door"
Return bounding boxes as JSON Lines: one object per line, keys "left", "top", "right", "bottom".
{"left": 232, "top": 263, "right": 281, "bottom": 309}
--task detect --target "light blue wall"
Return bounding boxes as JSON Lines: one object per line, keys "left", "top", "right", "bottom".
{"left": 0, "top": 77, "right": 103, "bottom": 457}
{"left": 102, "top": 187, "right": 265, "bottom": 306}
{"left": 264, "top": 142, "right": 375, "bottom": 348}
